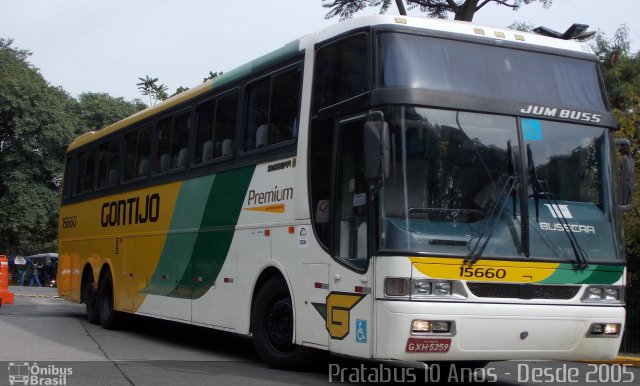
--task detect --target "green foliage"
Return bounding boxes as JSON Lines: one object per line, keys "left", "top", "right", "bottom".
{"left": 136, "top": 75, "right": 169, "bottom": 105}
{"left": 78, "top": 92, "right": 146, "bottom": 132}
{"left": 0, "top": 40, "right": 146, "bottom": 255}
{"left": 322, "top": 0, "right": 552, "bottom": 21}
{"left": 595, "top": 26, "right": 640, "bottom": 264}
{"left": 0, "top": 39, "right": 81, "bottom": 254}
{"left": 203, "top": 70, "right": 223, "bottom": 83}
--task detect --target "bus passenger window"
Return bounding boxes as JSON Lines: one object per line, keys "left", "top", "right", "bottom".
{"left": 172, "top": 113, "right": 190, "bottom": 168}
{"left": 75, "top": 150, "right": 96, "bottom": 194}
{"left": 97, "top": 139, "right": 121, "bottom": 188}
{"left": 156, "top": 113, "right": 190, "bottom": 172}
{"left": 124, "top": 125, "right": 152, "bottom": 181}
{"left": 245, "top": 78, "right": 270, "bottom": 151}
{"left": 195, "top": 93, "right": 237, "bottom": 164}
{"left": 270, "top": 68, "right": 301, "bottom": 144}
{"left": 244, "top": 66, "right": 300, "bottom": 152}
{"left": 214, "top": 93, "right": 237, "bottom": 158}
{"left": 137, "top": 126, "right": 151, "bottom": 177}
{"left": 194, "top": 101, "right": 215, "bottom": 164}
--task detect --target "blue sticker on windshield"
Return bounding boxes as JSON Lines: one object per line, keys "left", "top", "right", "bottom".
{"left": 522, "top": 119, "right": 543, "bottom": 141}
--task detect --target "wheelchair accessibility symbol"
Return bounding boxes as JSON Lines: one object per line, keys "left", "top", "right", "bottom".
{"left": 355, "top": 319, "right": 367, "bottom": 343}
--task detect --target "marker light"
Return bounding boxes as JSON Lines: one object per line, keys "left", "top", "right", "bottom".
{"left": 385, "top": 278, "right": 409, "bottom": 297}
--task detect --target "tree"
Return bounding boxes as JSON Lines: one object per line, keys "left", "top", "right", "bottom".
{"left": 78, "top": 92, "right": 146, "bottom": 132}
{"left": 203, "top": 70, "right": 223, "bottom": 83}
{"left": 595, "top": 27, "right": 640, "bottom": 354}
{"left": 0, "top": 39, "right": 82, "bottom": 254}
{"left": 165, "top": 71, "right": 226, "bottom": 98}
{"left": 594, "top": 26, "right": 640, "bottom": 263}
{"left": 136, "top": 75, "right": 168, "bottom": 105}
{"left": 323, "top": 0, "right": 552, "bottom": 21}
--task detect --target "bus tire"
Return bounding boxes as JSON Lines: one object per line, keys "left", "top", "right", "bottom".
{"left": 98, "top": 270, "right": 121, "bottom": 330}
{"left": 82, "top": 271, "right": 99, "bottom": 325}
{"left": 251, "top": 277, "right": 317, "bottom": 369}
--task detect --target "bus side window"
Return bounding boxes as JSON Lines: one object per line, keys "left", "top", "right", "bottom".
{"left": 194, "top": 100, "right": 215, "bottom": 164}
{"left": 313, "top": 33, "right": 369, "bottom": 111}
{"left": 244, "top": 66, "right": 301, "bottom": 152}
{"left": 124, "top": 125, "right": 152, "bottom": 181}
{"left": 62, "top": 156, "right": 73, "bottom": 199}
{"left": 97, "top": 142, "right": 110, "bottom": 188}
{"left": 97, "top": 139, "right": 121, "bottom": 188}
{"left": 245, "top": 78, "right": 270, "bottom": 151}
{"left": 171, "top": 112, "right": 190, "bottom": 169}
{"left": 137, "top": 125, "right": 152, "bottom": 177}
{"left": 214, "top": 93, "right": 238, "bottom": 158}
{"left": 75, "top": 150, "right": 96, "bottom": 194}
{"left": 156, "top": 113, "right": 190, "bottom": 173}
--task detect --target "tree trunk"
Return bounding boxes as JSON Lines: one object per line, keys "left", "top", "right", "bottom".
{"left": 395, "top": 0, "right": 407, "bottom": 15}
{"left": 454, "top": 0, "right": 479, "bottom": 21}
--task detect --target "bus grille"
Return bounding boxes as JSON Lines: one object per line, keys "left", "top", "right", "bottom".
{"left": 467, "top": 283, "right": 581, "bottom": 300}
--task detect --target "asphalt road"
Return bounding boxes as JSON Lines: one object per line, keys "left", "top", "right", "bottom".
{"left": 1, "top": 286, "right": 639, "bottom": 386}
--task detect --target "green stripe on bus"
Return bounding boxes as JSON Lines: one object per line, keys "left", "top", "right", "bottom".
{"left": 540, "top": 263, "right": 624, "bottom": 285}
{"left": 143, "top": 166, "right": 255, "bottom": 298}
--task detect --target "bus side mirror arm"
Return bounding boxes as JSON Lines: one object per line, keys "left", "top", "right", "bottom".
{"left": 363, "top": 113, "right": 390, "bottom": 182}
{"left": 615, "top": 137, "right": 635, "bottom": 211}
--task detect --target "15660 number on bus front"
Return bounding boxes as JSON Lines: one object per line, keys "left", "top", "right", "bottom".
{"left": 459, "top": 267, "right": 506, "bottom": 279}
{"left": 62, "top": 216, "right": 77, "bottom": 228}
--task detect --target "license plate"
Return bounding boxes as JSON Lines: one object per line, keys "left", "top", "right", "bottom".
{"left": 405, "top": 338, "right": 451, "bottom": 353}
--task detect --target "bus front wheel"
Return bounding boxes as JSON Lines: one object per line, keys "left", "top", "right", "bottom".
{"left": 251, "top": 277, "right": 317, "bottom": 369}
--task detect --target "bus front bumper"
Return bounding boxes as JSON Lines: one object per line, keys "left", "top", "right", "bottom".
{"left": 375, "top": 300, "right": 624, "bottom": 362}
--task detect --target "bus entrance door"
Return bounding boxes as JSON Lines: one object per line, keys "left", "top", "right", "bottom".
{"left": 328, "top": 115, "right": 374, "bottom": 358}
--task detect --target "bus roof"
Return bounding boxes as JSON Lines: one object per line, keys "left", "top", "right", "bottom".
{"left": 315, "top": 15, "right": 595, "bottom": 54}
{"left": 67, "top": 15, "right": 595, "bottom": 152}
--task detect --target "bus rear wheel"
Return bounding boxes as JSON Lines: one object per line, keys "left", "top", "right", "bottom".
{"left": 82, "top": 273, "right": 99, "bottom": 325}
{"left": 98, "top": 270, "right": 121, "bottom": 330}
{"left": 83, "top": 279, "right": 100, "bottom": 324}
{"left": 251, "top": 277, "right": 318, "bottom": 369}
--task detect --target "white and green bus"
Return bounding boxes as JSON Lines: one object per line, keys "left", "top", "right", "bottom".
{"left": 59, "top": 15, "right": 635, "bottom": 367}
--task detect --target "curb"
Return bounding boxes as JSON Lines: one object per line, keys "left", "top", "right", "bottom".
{"left": 14, "top": 293, "right": 60, "bottom": 299}
{"left": 587, "top": 356, "right": 640, "bottom": 368}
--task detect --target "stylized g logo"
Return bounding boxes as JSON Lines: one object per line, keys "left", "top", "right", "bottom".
{"left": 325, "top": 292, "right": 365, "bottom": 340}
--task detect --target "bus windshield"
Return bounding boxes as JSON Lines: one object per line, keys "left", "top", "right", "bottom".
{"left": 379, "top": 106, "right": 621, "bottom": 263}
{"left": 379, "top": 32, "right": 606, "bottom": 111}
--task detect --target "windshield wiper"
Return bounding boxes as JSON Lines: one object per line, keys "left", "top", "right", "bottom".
{"left": 465, "top": 144, "right": 520, "bottom": 265}
{"left": 526, "top": 145, "right": 589, "bottom": 269}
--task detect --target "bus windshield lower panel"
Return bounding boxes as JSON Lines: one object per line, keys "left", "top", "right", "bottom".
{"left": 378, "top": 105, "right": 622, "bottom": 263}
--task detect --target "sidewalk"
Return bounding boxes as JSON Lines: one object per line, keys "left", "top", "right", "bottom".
{"left": 5, "top": 284, "right": 640, "bottom": 367}
{"left": 7, "top": 285, "right": 59, "bottom": 298}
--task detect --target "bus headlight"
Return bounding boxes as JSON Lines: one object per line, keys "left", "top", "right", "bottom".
{"left": 410, "top": 279, "right": 466, "bottom": 299}
{"left": 413, "top": 279, "right": 432, "bottom": 295}
{"left": 582, "top": 286, "right": 623, "bottom": 304}
{"left": 433, "top": 281, "right": 452, "bottom": 296}
{"left": 411, "top": 320, "right": 454, "bottom": 335}
{"left": 383, "top": 278, "right": 467, "bottom": 300}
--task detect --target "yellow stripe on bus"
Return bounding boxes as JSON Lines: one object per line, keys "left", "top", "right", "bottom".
{"left": 409, "top": 257, "right": 560, "bottom": 283}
